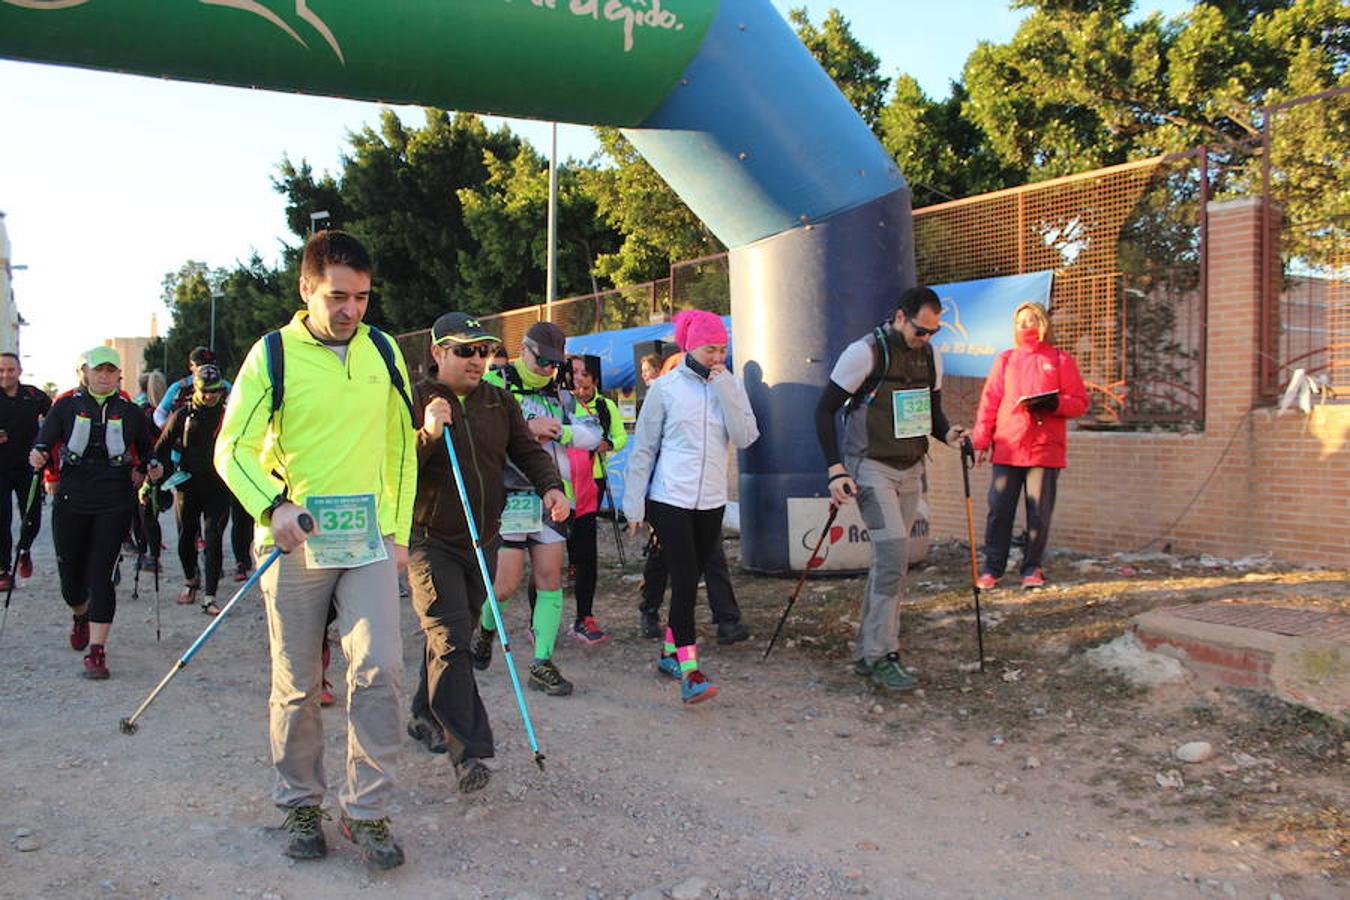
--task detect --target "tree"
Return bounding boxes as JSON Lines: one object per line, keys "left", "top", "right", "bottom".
{"left": 789, "top": 7, "right": 890, "bottom": 129}
{"left": 583, "top": 128, "right": 724, "bottom": 287}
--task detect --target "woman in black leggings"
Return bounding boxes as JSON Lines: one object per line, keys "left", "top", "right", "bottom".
{"left": 622, "top": 311, "right": 759, "bottom": 705}
{"left": 32, "top": 347, "right": 160, "bottom": 679}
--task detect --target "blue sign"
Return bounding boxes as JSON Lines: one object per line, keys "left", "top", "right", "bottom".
{"left": 930, "top": 271, "right": 1055, "bottom": 378}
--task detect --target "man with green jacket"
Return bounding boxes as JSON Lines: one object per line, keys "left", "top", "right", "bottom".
{"left": 215, "top": 230, "right": 417, "bottom": 870}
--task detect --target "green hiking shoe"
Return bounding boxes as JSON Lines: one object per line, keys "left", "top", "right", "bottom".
{"left": 339, "top": 814, "right": 405, "bottom": 870}
{"left": 868, "top": 653, "right": 918, "bottom": 692}
{"left": 852, "top": 658, "right": 873, "bottom": 678}
{"left": 528, "top": 659, "right": 574, "bottom": 696}
{"left": 280, "top": 805, "right": 329, "bottom": 860}
{"left": 470, "top": 626, "right": 494, "bottom": 671}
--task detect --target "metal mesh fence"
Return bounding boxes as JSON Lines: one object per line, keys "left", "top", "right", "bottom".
{"left": 914, "top": 155, "right": 1206, "bottom": 426}
{"left": 1264, "top": 88, "right": 1349, "bottom": 399}
{"left": 670, "top": 254, "right": 731, "bottom": 316}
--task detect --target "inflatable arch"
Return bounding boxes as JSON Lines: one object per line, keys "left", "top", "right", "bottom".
{"left": 0, "top": 0, "right": 915, "bottom": 572}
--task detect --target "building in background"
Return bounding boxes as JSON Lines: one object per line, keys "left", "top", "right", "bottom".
{"left": 0, "top": 211, "right": 21, "bottom": 356}
{"left": 106, "top": 314, "right": 157, "bottom": 392}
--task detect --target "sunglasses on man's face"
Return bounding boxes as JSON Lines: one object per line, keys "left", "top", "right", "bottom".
{"left": 527, "top": 347, "right": 564, "bottom": 368}
{"left": 447, "top": 343, "right": 499, "bottom": 359}
{"left": 910, "top": 323, "right": 941, "bottom": 338}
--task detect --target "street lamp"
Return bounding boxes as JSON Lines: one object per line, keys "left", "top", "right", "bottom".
{"left": 310, "top": 210, "right": 331, "bottom": 234}
{"left": 210, "top": 289, "right": 222, "bottom": 351}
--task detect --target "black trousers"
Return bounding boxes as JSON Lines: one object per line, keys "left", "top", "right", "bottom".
{"left": 131, "top": 488, "right": 169, "bottom": 560}
{"left": 0, "top": 467, "right": 42, "bottom": 567}
{"left": 52, "top": 502, "right": 132, "bottom": 624}
{"left": 639, "top": 531, "right": 742, "bottom": 625}
{"left": 566, "top": 511, "right": 598, "bottom": 620}
{"left": 983, "top": 464, "right": 1060, "bottom": 577}
{"left": 177, "top": 483, "right": 231, "bottom": 595}
{"left": 408, "top": 533, "right": 497, "bottom": 763}
{"left": 229, "top": 494, "right": 253, "bottom": 569}
{"left": 646, "top": 501, "right": 724, "bottom": 648}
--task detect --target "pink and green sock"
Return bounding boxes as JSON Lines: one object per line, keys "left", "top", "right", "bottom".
{"left": 663, "top": 627, "right": 677, "bottom": 657}
{"left": 676, "top": 644, "right": 699, "bottom": 675}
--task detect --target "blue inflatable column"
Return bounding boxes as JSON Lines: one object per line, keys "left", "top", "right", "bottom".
{"left": 625, "top": 0, "right": 914, "bottom": 572}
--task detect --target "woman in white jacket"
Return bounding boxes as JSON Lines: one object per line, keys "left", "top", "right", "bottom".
{"left": 624, "top": 310, "right": 759, "bottom": 704}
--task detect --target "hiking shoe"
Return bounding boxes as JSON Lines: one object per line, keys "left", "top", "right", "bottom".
{"left": 570, "top": 616, "right": 610, "bottom": 646}
{"left": 16, "top": 550, "right": 32, "bottom": 579}
{"left": 528, "top": 660, "right": 574, "bottom": 696}
{"left": 69, "top": 615, "right": 90, "bottom": 651}
{"left": 869, "top": 653, "right": 917, "bottom": 692}
{"left": 470, "top": 626, "right": 493, "bottom": 671}
{"left": 0, "top": 572, "right": 13, "bottom": 592}
{"left": 234, "top": 561, "right": 250, "bottom": 582}
{"left": 639, "top": 609, "right": 661, "bottom": 639}
{"left": 319, "top": 681, "right": 336, "bottom": 708}
{"left": 716, "top": 621, "right": 750, "bottom": 645}
{"left": 976, "top": 573, "right": 999, "bottom": 590}
{"left": 455, "top": 757, "right": 491, "bottom": 794}
{"left": 852, "top": 658, "right": 873, "bottom": 677}
{"left": 656, "top": 654, "right": 682, "bottom": 680}
{"left": 281, "top": 805, "right": 329, "bottom": 860}
{"left": 339, "top": 815, "right": 404, "bottom": 870}
{"left": 406, "top": 716, "right": 447, "bottom": 754}
{"left": 82, "top": 645, "right": 109, "bottom": 680}
{"left": 1021, "top": 569, "right": 1046, "bottom": 589}
{"left": 680, "top": 669, "right": 719, "bottom": 705}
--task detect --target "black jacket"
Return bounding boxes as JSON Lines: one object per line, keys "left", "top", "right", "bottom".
{"left": 0, "top": 384, "right": 52, "bottom": 471}
{"left": 155, "top": 401, "right": 228, "bottom": 494}
{"left": 36, "top": 390, "right": 154, "bottom": 513}
{"left": 412, "top": 378, "right": 562, "bottom": 550}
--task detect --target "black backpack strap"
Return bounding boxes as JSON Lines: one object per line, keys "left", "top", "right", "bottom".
{"left": 845, "top": 324, "right": 892, "bottom": 413}
{"left": 264, "top": 330, "right": 284, "bottom": 421}
{"left": 596, "top": 395, "right": 612, "bottom": 436}
{"left": 367, "top": 326, "right": 416, "bottom": 429}
{"left": 926, "top": 342, "right": 936, "bottom": 390}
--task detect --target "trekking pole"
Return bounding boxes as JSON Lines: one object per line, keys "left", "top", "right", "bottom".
{"left": 443, "top": 429, "right": 546, "bottom": 772}
{"left": 960, "top": 438, "right": 986, "bottom": 673}
{"left": 763, "top": 502, "right": 839, "bottom": 661}
{"left": 119, "top": 513, "right": 312, "bottom": 735}
{"left": 150, "top": 487, "right": 162, "bottom": 642}
{"left": 0, "top": 470, "right": 41, "bottom": 639}
{"left": 597, "top": 456, "right": 626, "bottom": 570}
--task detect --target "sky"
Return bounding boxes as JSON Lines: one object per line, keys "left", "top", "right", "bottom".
{"left": 0, "top": 0, "right": 1191, "bottom": 388}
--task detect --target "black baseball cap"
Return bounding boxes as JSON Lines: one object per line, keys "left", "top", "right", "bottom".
{"left": 189, "top": 346, "right": 216, "bottom": 367}
{"left": 431, "top": 312, "right": 495, "bottom": 345}
{"left": 523, "top": 321, "right": 567, "bottom": 366}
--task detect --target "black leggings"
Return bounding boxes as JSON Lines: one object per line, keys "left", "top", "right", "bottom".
{"left": 983, "top": 465, "right": 1060, "bottom": 577}
{"left": 131, "top": 488, "right": 169, "bottom": 560}
{"left": 229, "top": 494, "right": 253, "bottom": 568}
{"left": 566, "top": 511, "right": 598, "bottom": 620}
{"left": 52, "top": 502, "right": 132, "bottom": 625}
{"left": 0, "top": 467, "right": 42, "bottom": 566}
{"left": 177, "top": 484, "right": 231, "bottom": 595}
{"left": 646, "top": 501, "right": 724, "bottom": 648}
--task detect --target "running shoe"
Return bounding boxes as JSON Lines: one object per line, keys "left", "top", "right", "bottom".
{"left": 1021, "top": 569, "right": 1046, "bottom": 589}
{"left": 570, "top": 616, "right": 610, "bottom": 645}
{"left": 69, "top": 615, "right": 90, "bottom": 651}
{"left": 319, "top": 680, "right": 336, "bottom": 708}
{"left": 16, "top": 550, "right": 32, "bottom": 579}
{"left": 869, "top": 653, "right": 917, "bottom": 692}
{"left": 82, "top": 644, "right": 110, "bottom": 680}
{"left": 680, "top": 669, "right": 719, "bottom": 704}
{"left": 976, "top": 573, "right": 999, "bottom": 590}
{"left": 656, "top": 654, "right": 682, "bottom": 680}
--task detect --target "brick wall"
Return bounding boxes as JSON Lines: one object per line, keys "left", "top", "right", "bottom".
{"left": 923, "top": 198, "right": 1350, "bottom": 568}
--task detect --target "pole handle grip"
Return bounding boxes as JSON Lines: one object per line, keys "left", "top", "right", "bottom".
{"left": 297, "top": 513, "right": 314, "bottom": 533}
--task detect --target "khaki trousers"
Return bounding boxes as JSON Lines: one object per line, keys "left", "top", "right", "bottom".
{"left": 259, "top": 541, "right": 403, "bottom": 819}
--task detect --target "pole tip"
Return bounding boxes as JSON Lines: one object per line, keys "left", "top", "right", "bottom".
{"left": 118, "top": 717, "right": 139, "bottom": 735}
{"left": 534, "top": 752, "right": 546, "bottom": 772}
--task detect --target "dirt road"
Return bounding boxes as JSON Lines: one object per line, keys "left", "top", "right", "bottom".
{"left": 1, "top": 519, "right": 1343, "bottom": 899}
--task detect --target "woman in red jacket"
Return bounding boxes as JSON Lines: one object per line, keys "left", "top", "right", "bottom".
{"left": 970, "top": 302, "right": 1088, "bottom": 589}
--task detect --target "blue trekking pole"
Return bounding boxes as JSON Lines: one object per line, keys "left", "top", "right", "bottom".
{"left": 443, "top": 429, "right": 546, "bottom": 772}
{"left": 119, "top": 513, "right": 312, "bottom": 735}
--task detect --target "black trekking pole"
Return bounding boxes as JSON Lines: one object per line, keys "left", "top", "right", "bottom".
{"left": 763, "top": 502, "right": 839, "bottom": 661}
{"left": 960, "top": 438, "right": 986, "bottom": 673}
{"left": 597, "top": 456, "right": 626, "bottom": 570}
{"left": 119, "top": 514, "right": 312, "bottom": 735}
{"left": 150, "top": 486, "right": 162, "bottom": 642}
{"left": 443, "top": 429, "right": 546, "bottom": 771}
{"left": 0, "top": 470, "right": 41, "bottom": 639}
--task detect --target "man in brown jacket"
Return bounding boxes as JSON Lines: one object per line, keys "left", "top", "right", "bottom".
{"left": 406, "top": 312, "right": 567, "bottom": 793}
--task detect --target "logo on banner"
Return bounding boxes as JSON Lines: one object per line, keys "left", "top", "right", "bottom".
{"left": 800, "top": 518, "right": 869, "bottom": 569}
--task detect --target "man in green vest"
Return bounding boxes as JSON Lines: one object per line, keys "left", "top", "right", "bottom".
{"left": 814, "top": 286, "right": 967, "bottom": 692}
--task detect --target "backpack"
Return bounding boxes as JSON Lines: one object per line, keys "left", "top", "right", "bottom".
{"left": 263, "top": 325, "right": 415, "bottom": 428}
{"left": 844, "top": 322, "right": 936, "bottom": 414}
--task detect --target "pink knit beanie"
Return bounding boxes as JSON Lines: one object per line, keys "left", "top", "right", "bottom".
{"left": 673, "top": 309, "right": 728, "bottom": 351}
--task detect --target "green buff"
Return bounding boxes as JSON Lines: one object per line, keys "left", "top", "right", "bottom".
{"left": 480, "top": 588, "right": 564, "bottom": 664}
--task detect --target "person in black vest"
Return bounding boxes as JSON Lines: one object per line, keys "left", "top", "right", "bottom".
{"left": 155, "top": 364, "right": 231, "bottom": 615}
{"left": 0, "top": 351, "right": 52, "bottom": 589}
{"left": 31, "top": 347, "right": 161, "bottom": 679}
{"left": 815, "top": 286, "right": 967, "bottom": 692}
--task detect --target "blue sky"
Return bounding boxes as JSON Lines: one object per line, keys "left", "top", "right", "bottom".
{"left": 0, "top": 0, "right": 1190, "bottom": 387}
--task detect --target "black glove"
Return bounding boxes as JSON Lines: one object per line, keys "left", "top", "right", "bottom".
{"left": 1026, "top": 394, "right": 1059, "bottom": 414}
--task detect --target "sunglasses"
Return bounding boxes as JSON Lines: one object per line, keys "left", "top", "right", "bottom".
{"left": 447, "top": 344, "right": 500, "bottom": 359}
{"left": 910, "top": 323, "right": 941, "bottom": 338}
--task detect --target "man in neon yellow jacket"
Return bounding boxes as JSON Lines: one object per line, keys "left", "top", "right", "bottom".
{"left": 215, "top": 231, "right": 416, "bottom": 871}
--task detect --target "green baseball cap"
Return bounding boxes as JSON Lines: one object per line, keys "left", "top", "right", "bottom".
{"left": 83, "top": 346, "right": 121, "bottom": 369}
